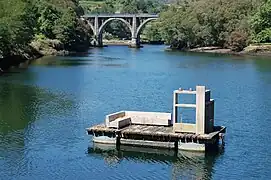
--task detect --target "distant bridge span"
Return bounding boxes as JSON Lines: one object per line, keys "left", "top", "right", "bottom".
{"left": 81, "top": 14, "right": 159, "bottom": 48}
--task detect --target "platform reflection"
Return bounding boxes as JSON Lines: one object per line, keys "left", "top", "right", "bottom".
{"left": 87, "top": 143, "right": 224, "bottom": 180}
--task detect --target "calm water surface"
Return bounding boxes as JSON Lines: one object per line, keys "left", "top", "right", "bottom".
{"left": 1, "top": 45, "right": 271, "bottom": 180}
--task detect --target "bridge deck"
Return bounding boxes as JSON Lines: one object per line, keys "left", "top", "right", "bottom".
{"left": 82, "top": 14, "right": 158, "bottom": 18}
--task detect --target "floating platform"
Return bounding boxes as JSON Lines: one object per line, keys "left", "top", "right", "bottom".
{"left": 86, "top": 86, "right": 226, "bottom": 152}
{"left": 87, "top": 124, "right": 225, "bottom": 152}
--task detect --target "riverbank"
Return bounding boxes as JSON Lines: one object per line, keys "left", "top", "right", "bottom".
{"left": 0, "top": 38, "right": 92, "bottom": 74}
{"left": 0, "top": 46, "right": 43, "bottom": 74}
{"left": 30, "top": 39, "right": 70, "bottom": 56}
{"left": 103, "top": 40, "right": 271, "bottom": 57}
{"left": 0, "top": 42, "right": 60, "bottom": 74}
{"left": 166, "top": 44, "right": 271, "bottom": 57}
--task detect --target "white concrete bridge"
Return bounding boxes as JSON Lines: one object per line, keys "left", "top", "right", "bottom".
{"left": 81, "top": 14, "right": 159, "bottom": 48}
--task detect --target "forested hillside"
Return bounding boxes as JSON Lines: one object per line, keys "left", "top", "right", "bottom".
{"left": 80, "top": 0, "right": 165, "bottom": 14}
{"left": 158, "top": 0, "right": 271, "bottom": 51}
{"left": 0, "top": 0, "right": 91, "bottom": 60}
{"left": 80, "top": 0, "right": 271, "bottom": 51}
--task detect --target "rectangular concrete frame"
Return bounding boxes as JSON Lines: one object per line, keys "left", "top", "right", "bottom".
{"left": 172, "top": 88, "right": 197, "bottom": 133}
{"left": 173, "top": 86, "right": 213, "bottom": 135}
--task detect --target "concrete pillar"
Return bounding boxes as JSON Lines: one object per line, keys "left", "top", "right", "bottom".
{"left": 196, "top": 86, "right": 205, "bottom": 134}
{"left": 94, "top": 16, "right": 99, "bottom": 37}
{"left": 131, "top": 38, "right": 137, "bottom": 46}
{"left": 92, "top": 16, "right": 103, "bottom": 47}
{"left": 130, "top": 16, "right": 140, "bottom": 48}
{"left": 97, "top": 34, "right": 103, "bottom": 47}
{"left": 172, "top": 91, "right": 178, "bottom": 126}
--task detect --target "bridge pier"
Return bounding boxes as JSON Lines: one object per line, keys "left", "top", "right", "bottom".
{"left": 129, "top": 37, "right": 141, "bottom": 48}
{"left": 93, "top": 35, "right": 103, "bottom": 47}
{"left": 82, "top": 14, "right": 158, "bottom": 48}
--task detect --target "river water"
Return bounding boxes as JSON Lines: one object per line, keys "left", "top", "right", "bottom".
{"left": 0, "top": 45, "right": 271, "bottom": 180}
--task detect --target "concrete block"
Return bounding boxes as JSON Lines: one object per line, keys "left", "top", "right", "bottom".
{"left": 118, "top": 117, "right": 132, "bottom": 129}
{"left": 105, "top": 111, "right": 125, "bottom": 127}
{"left": 93, "top": 136, "right": 116, "bottom": 144}
{"left": 179, "top": 142, "right": 205, "bottom": 152}
{"left": 107, "top": 117, "right": 131, "bottom": 129}
{"left": 125, "top": 111, "right": 171, "bottom": 126}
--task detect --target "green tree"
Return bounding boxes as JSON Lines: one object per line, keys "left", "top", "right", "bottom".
{"left": 250, "top": 0, "right": 271, "bottom": 43}
{"left": 0, "top": 23, "right": 12, "bottom": 57}
{"left": 0, "top": 0, "right": 91, "bottom": 59}
{"left": 142, "top": 21, "right": 163, "bottom": 42}
{"left": 34, "top": 0, "right": 91, "bottom": 51}
{"left": 53, "top": 8, "right": 77, "bottom": 47}
{"left": 159, "top": 0, "right": 263, "bottom": 50}
{"left": 0, "top": 0, "right": 37, "bottom": 57}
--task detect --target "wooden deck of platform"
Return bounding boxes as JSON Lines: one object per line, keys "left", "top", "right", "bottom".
{"left": 87, "top": 124, "right": 226, "bottom": 144}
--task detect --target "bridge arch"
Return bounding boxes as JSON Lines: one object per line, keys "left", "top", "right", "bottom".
{"left": 98, "top": 18, "right": 132, "bottom": 36}
{"left": 85, "top": 20, "right": 95, "bottom": 34}
{"left": 136, "top": 18, "right": 157, "bottom": 38}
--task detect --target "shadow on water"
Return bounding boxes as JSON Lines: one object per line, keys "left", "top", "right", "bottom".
{"left": 31, "top": 56, "right": 127, "bottom": 68}
{"left": 87, "top": 143, "right": 224, "bottom": 180}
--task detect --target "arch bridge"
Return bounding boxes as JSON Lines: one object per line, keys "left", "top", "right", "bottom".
{"left": 81, "top": 14, "right": 158, "bottom": 48}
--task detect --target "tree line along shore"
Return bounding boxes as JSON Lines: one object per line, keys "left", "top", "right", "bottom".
{"left": 0, "top": 0, "right": 271, "bottom": 71}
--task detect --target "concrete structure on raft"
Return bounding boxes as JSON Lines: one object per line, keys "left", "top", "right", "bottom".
{"left": 87, "top": 86, "right": 226, "bottom": 152}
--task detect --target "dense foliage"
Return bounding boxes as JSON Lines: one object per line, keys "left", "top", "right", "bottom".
{"left": 0, "top": 0, "right": 36, "bottom": 57}
{"left": 158, "top": 0, "right": 269, "bottom": 51}
{"left": 0, "top": 0, "right": 91, "bottom": 58}
{"left": 80, "top": 0, "right": 271, "bottom": 50}
{"left": 81, "top": 0, "right": 165, "bottom": 14}
{"left": 250, "top": 0, "right": 271, "bottom": 43}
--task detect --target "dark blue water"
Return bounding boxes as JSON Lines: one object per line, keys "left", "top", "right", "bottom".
{"left": 1, "top": 45, "right": 271, "bottom": 180}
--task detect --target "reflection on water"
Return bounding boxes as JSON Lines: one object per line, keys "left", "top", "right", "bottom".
{"left": 0, "top": 82, "right": 74, "bottom": 135}
{"left": 88, "top": 143, "right": 223, "bottom": 180}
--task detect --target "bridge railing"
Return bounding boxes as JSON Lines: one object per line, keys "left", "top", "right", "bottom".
{"left": 81, "top": 13, "right": 159, "bottom": 18}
